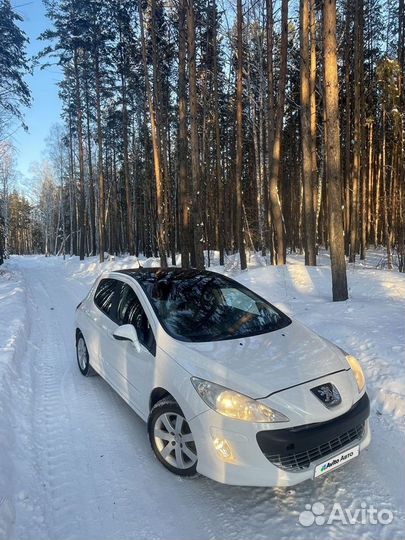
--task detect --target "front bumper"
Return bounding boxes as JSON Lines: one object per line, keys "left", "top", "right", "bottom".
{"left": 189, "top": 392, "right": 371, "bottom": 487}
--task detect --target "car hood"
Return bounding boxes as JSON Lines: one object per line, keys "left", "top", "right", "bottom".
{"left": 170, "top": 320, "right": 349, "bottom": 399}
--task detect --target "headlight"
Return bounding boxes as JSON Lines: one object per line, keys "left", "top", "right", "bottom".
{"left": 346, "top": 355, "right": 365, "bottom": 392}
{"left": 191, "top": 377, "right": 289, "bottom": 423}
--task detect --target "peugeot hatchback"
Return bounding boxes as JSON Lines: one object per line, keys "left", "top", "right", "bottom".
{"left": 75, "top": 268, "right": 370, "bottom": 486}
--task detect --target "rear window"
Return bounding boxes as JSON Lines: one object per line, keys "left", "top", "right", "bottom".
{"left": 94, "top": 279, "right": 117, "bottom": 318}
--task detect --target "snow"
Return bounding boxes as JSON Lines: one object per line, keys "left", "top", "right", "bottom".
{"left": 0, "top": 252, "right": 404, "bottom": 539}
{"left": 0, "top": 265, "right": 27, "bottom": 539}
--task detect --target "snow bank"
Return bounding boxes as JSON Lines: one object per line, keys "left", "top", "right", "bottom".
{"left": 0, "top": 264, "right": 27, "bottom": 538}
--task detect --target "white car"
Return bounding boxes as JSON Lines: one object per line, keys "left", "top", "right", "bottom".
{"left": 75, "top": 268, "right": 370, "bottom": 486}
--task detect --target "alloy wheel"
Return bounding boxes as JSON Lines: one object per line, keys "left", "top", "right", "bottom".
{"left": 77, "top": 336, "right": 88, "bottom": 371}
{"left": 153, "top": 412, "right": 197, "bottom": 470}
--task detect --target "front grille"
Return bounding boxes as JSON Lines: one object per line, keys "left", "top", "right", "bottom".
{"left": 263, "top": 423, "right": 365, "bottom": 472}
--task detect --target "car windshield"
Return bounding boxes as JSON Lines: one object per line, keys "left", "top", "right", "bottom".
{"left": 138, "top": 271, "right": 291, "bottom": 342}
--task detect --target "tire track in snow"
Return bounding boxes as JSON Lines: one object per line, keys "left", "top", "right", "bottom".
{"left": 0, "top": 266, "right": 47, "bottom": 539}
{"left": 18, "top": 273, "right": 105, "bottom": 538}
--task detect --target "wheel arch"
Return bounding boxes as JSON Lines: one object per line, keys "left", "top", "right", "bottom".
{"left": 149, "top": 387, "right": 174, "bottom": 411}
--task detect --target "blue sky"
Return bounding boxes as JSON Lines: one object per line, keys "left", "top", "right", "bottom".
{"left": 12, "top": 0, "right": 62, "bottom": 185}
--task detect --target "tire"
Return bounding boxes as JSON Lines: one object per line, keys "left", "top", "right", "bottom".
{"left": 76, "top": 331, "right": 96, "bottom": 377}
{"left": 148, "top": 398, "right": 198, "bottom": 477}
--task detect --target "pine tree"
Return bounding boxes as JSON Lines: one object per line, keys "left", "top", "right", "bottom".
{"left": 323, "top": 0, "right": 348, "bottom": 300}
{"left": 0, "top": 0, "right": 31, "bottom": 137}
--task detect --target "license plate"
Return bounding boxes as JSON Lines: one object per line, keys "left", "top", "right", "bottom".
{"left": 314, "top": 445, "right": 360, "bottom": 477}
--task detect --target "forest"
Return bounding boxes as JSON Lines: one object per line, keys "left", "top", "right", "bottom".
{"left": 0, "top": 0, "right": 404, "bottom": 302}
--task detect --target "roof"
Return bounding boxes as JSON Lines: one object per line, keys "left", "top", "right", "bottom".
{"left": 116, "top": 267, "right": 216, "bottom": 283}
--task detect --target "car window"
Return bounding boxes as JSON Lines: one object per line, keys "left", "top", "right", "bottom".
{"left": 116, "top": 283, "right": 156, "bottom": 355}
{"left": 139, "top": 273, "right": 291, "bottom": 342}
{"left": 94, "top": 279, "right": 118, "bottom": 318}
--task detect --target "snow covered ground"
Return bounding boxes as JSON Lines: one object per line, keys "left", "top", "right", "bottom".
{"left": 0, "top": 252, "right": 404, "bottom": 540}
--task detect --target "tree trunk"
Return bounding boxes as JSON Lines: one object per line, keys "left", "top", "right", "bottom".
{"left": 310, "top": 0, "right": 318, "bottom": 225}
{"left": 68, "top": 112, "right": 76, "bottom": 256}
{"left": 187, "top": 0, "right": 204, "bottom": 269}
{"left": 374, "top": 151, "right": 381, "bottom": 247}
{"left": 309, "top": 0, "right": 318, "bottom": 217}
{"left": 74, "top": 49, "right": 85, "bottom": 261}
{"left": 398, "top": 0, "right": 405, "bottom": 271}
{"left": 212, "top": 0, "right": 224, "bottom": 266}
{"left": 350, "top": 0, "right": 365, "bottom": 262}
{"left": 264, "top": 0, "right": 274, "bottom": 262}
{"left": 381, "top": 106, "right": 392, "bottom": 269}
{"left": 151, "top": 0, "right": 171, "bottom": 264}
{"left": 178, "top": 0, "right": 190, "bottom": 268}
{"left": 323, "top": 0, "right": 348, "bottom": 301}
{"left": 84, "top": 70, "right": 96, "bottom": 256}
{"left": 121, "top": 68, "right": 134, "bottom": 255}
{"left": 366, "top": 120, "right": 374, "bottom": 244}
{"left": 343, "top": 0, "right": 351, "bottom": 256}
{"left": 267, "top": 0, "right": 287, "bottom": 265}
{"left": 95, "top": 52, "right": 106, "bottom": 263}
{"left": 235, "top": 0, "right": 247, "bottom": 270}
{"left": 300, "top": 0, "right": 316, "bottom": 265}
{"left": 138, "top": 0, "right": 167, "bottom": 267}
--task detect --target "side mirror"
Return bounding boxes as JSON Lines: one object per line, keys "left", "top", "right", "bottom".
{"left": 113, "top": 324, "right": 141, "bottom": 353}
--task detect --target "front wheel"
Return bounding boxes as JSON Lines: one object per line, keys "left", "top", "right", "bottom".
{"left": 76, "top": 332, "right": 96, "bottom": 377}
{"left": 148, "top": 399, "right": 198, "bottom": 476}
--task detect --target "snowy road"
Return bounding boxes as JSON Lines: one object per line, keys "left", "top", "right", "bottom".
{"left": 1, "top": 255, "right": 405, "bottom": 539}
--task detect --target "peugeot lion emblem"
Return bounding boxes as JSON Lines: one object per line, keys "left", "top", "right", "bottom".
{"left": 311, "top": 383, "right": 342, "bottom": 408}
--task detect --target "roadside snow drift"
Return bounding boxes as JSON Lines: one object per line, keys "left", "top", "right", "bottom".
{"left": 0, "top": 265, "right": 27, "bottom": 538}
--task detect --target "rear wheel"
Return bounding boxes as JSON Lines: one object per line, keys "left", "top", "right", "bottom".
{"left": 148, "top": 399, "right": 198, "bottom": 476}
{"left": 76, "top": 332, "right": 96, "bottom": 377}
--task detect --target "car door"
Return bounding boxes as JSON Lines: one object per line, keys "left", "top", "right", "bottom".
{"left": 92, "top": 278, "right": 122, "bottom": 385}
{"left": 113, "top": 281, "right": 157, "bottom": 418}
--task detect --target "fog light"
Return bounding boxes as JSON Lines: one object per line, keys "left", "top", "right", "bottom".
{"left": 212, "top": 437, "right": 233, "bottom": 460}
